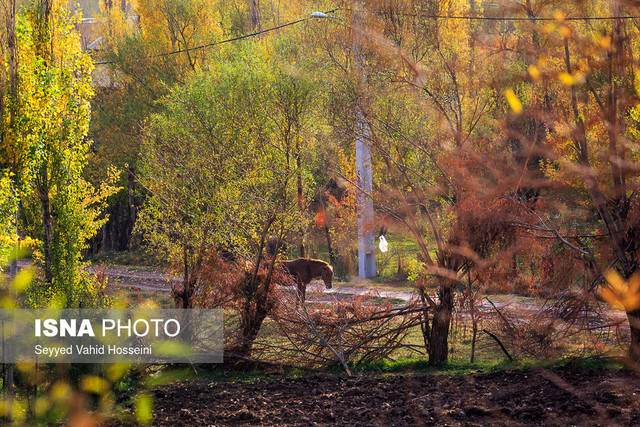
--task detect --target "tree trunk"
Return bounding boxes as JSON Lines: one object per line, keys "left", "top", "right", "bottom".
{"left": 627, "top": 308, "right": 640, "bottom": 361}
{"left": 429, "top": 280, "right": 454, "bottom": 364}
{"left": 470, "top": 315, "right": 477, "bottom": 363}
{"left": 237, "top": 265, "right": 274, "bottom": 358}
{"left": 4, "top": 217, "right": 16, "bottom": 399}
{"left": 2, "top": 0, "right": 16, "bottom": 399}
{"left": 39, "top": 169, "right": 52, "bottom": 284}
{"left": 236, "top": 220, "right": 278, "bottom": 358}
{"left": 126, "top": 165, "right": 136, "bottom": 249}
{"left": 7, "top": 0, "right": 16, "bottom": 98}
{"left": 173, "top": 245, "right": 194, "bottom": 309}
{"left": 3, "top": 362, "right": 13, "bottom": 399}
{"left": 238, "top": 304, "right": 269, "bottom": 357}
{"left": 324, "top": 223, "right": 335, "bottom": 265}
{"left": 319, "top": 197, "right": 336, "bottom": 266}
{"left": 295, "top": 137, "right": 305, "bottom": 258}
{"left": 101, "top": 219, "right": 110, "bottom": 252}
{"left": 247, "top": 0, "right": 261, "bottom": 32}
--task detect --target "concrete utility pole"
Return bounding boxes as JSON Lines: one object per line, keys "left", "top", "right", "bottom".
{"left": 355, "top": 115, "right": 376, "bottom": 278}
{"left": 312, "top": 8, "right": 376, "bottom": 277}
{"left": 353, "top": 4, "right": 376, "bottom": 278}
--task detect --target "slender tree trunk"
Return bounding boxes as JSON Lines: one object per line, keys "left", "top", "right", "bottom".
{"left": 101, "top": 217, "right": 110, "bottom": 252}
{"left": 39, "top": 165, "right": 52, "bottom": 284}
{"left": 628, "top": 308, "right": 640, "bottom": 361}
{"left": 3, "top": 214, "right": 17, "bottom": 400}
{"left": 0, "top": 36, "right": 5, "bottom": 119}
{"left": 319, "top": 195, "right": 336, "bottom": 266}
{"left": 237, "top": 218, "right": 277, "bottom": 358}
{"left": 247, "top": 0, "right": 261, "bottom": 32}
{"left": 3, "top": 360, "right": 13, "bottom": 399}
{"left": 4, "top": 0, "right": 16, "bottom": 279}
{"left": 470, "top": 320, "right": 477, "bottom": 363}
{"left": 429, "top": 279, "right": 454, "bottom": 364}
{"left": 7, "top": 0, "right": 16, "bottom": 96}
{"left": 127, "top": 165, "right": 136, "bottom": 249}
{"left": 324, "top": 223, "right": 335, "bottom": 265}
{"left": 3, "top": 0, "right": 17, "bottom": 399}
{"left": 173, "top": 244, "right": 194, "bottom": 309}
{"left": 295, "top": 138, "right": 305, "bottom": 258}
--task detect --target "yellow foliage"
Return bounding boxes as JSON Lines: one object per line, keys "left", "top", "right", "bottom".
{"left": 12, "top": 267, "right": 34, "bottom": 292}
{"left": 50, "top": 381, "right": 72, "bottom": 402}
{"left": 599, "top": 36, "right": 611, "bottom": 49}
{"left": 81, "top": 376, "right": 111, "bottom": 395}
{"left": 558, "top": 72, "right": 576, "bottom": 86}
{"left": 601, "top": 270, "right": 640, "bottom": 311}
{"left": 105, "top": 363, "right": 132, "bottom": 382}
{"left": 33, "top": 397, "right": 51, "bottom": 418}
{"left": 528, "top": 65, "right": 541, "bottom": 81}
{"left": 504, "top": 89, "right": 523, "bottom": 114}
{"left": 135, "top": 393, "right": 153, "bottom": 425}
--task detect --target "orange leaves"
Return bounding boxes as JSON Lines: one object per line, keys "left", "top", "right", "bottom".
{"left": 601, "top": 270, "right": 640, "bottom": 312}
{"left": 314, "top": 209, "right": 326, "bottom": 228}
{"left": 598, "top": 36, "right": 611, "bottom": 50}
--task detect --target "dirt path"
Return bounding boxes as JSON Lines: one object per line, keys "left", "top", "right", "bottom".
{"left": 93, "top": 265, "right": 628, "bottom": 324}
{"left": 113, "top": 368, "right": 640, "bottom": 426}
{"left": 97, "top": 265, "right": 179, "bottom": 291}
{"left": 14, "top": 262, "right": 629, "bottom": 326}
{"left": 96, "top": 264, "right": 418, "bottom": 300}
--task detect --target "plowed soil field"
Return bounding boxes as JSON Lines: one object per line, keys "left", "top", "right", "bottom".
{"left": 119, "top": 368, "right": 640, "bottom": 426}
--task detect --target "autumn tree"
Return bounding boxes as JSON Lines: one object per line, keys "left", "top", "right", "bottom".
{"left": 305, "top": 0, "right": 519, "bottom": 364}
{"left": 138, "top": 44, "right": 319, "bottom": 354}
{"left": 89, "top": 0, "right": 314, "bottom": 253}
{"left": 487, "top": 0, "right": 640, "bottom": 360}
{"left": 87, "top": 0, "right": 223, "bottom": 252}
{"left": 0, "top": 2, "right": 118, "bottom": 307}
{"left": 0, "top": 0, "right": 20, "bottom": 276}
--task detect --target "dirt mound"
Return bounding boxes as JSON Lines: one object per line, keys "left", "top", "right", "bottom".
{"left": 116, "top": 368, "right": 640, "bottom": 426}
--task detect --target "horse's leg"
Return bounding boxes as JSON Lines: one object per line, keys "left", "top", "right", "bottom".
{"left": 297, "top": 281, "right": 306, "bottom": 303}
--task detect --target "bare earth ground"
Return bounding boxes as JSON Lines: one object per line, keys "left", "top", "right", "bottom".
{"left": 98, "top": 265, "right": 636, "bottom": 425}
{"left": 115, "top": 368, "right": 640, "bottom": 426}
{"left": 12, "top": 263, "right": 634, "bottom": 425}
{"left": 14, "top": 262, "right": 635, "bottom": 425}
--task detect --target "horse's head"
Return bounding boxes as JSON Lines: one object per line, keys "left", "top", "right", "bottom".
{"left": 321, "top": 265, "right": 333, "bottom": 289}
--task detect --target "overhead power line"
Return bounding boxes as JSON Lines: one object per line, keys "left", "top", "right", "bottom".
{"left": 93, "top": 8, "right": 339, "bottom": 65}
{"left": 386, "top": 13, "right": 640, "bottom": 21}
{"left": 92, "top": 8, "right": 640, "bottom": 66}
{"left": 339, "top": 5, "right": 640, "bottom": 21}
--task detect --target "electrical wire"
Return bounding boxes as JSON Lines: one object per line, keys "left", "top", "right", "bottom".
{"left": 92, "top": 7, "right": 640, "bottom": 66}
{"left": 93, "top": 8, "right": 339, "bottom": 65}
{"left": 382, "top": 13, "right": 640, "bottom": 21}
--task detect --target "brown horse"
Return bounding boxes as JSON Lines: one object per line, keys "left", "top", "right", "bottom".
{"left": 281, "top": 258, "right": 333, "bottom": 302}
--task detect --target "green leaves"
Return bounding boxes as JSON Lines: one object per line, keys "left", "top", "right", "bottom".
{"left": 0, "top": 4, "right": 121, "bottom": 308}
{"left": 138, "top": 49, "right": 318, "bottom": 269}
